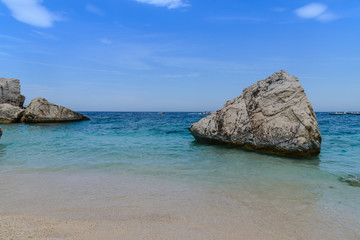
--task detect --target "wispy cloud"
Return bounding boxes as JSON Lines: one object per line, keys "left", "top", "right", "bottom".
{"left": 273, "top": 7, "right": 286, "bottom": 12}
{"left": 295, "top": 3, "right": 338, "bottom": 22}
{"left": 85, "top": 4, "right": 104, "bottom": 16}
{"left": 150, "top": 56, "right": 249, "bottom": 72}
{"left": 20, "top": 60, "right": 124, "bottom": 75}
{"left": 163, "top": 73, "right": 199, "bottom": 78}
{"left": 82, "top": 40, "right": 250, "bottom": 73}
{"left": 208, "top": 15, "right": 264, "bottom": 23}
{"left": 100, "top": 38, "right": 112, "bottom": 45}
{"left": 0, "top": 0, "right": 60, "bottom": 27}
{"left": 0, "top": 34, "right": 26, "bottom": 42}
{"left": 316, "top": 12, "right": 338, "bottom": 22}
{"left": 0, "top": 51, "right": 10, "bottom": 56}
{"left": 32, "top": 30, "right": 56, "bottom": 40}
{"left": 134, "top": 0, "right": 189, "bottom": 9}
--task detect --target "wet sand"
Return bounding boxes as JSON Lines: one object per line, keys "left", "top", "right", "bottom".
{"left": 0, "top": 172, "right": 359, "bottom": 240}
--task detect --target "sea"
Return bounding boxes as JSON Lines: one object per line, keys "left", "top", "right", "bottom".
{"left": 0, "top": 112, "right": 359, "bottom": 239}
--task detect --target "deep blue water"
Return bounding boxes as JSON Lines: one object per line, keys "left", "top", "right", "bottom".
{"left": 0, "top": 112, "right": 359, "bottom": 188}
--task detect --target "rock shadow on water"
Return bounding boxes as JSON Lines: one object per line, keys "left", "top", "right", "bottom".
{"left": 148, "top": 127, "right": 188, "bottom": 135}
{"left": 165, "top": 129, "right": 188, "bottom": 135}
{"left": 190, "top": 140, "right": 321, "bottom": 168}
{"left": 24, "top": 121, "right": 84, "bottom": 129}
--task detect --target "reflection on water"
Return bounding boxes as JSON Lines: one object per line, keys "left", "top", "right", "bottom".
{"left": 190, "top": 140, "right": 321, "bottom": 167}
{"left": 0, "top": 144, "right": 6, "bottom": 159}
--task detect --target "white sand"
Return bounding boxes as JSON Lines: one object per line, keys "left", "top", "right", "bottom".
{"left": 0, "top": 173, "right": 358, "bottom": 240}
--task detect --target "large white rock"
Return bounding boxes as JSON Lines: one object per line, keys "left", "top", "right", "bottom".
{"left": 0, "top": 78, "right": 25, "bottom": 107}
{"left": 189, "top": 70, "right": 322, "bottom": 157}
{"left": 22, "top": 97, "right": 89, "bottom": 123}
{"left": 0, "top": 104, "right": 24, "bottom": 123}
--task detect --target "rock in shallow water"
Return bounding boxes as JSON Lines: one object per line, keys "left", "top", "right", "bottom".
{"left": 339, "top": 175, "right": 360, "bottom": 187}
{"left": 21, "top": 97, "right": 90, "bottom": 123}
{"left": 189, "top": 70, "right": 322, "bottom": 157}
{"left": 0, "top": 104, "right": 24, "bottom": 123}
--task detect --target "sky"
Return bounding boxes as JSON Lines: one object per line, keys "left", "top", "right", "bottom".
{"left": 0, "top": 0, "right": 360, "bottom": 111}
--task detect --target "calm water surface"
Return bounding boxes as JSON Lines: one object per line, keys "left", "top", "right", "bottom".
{"left": 1, "top": 112, "right": 360, "bottom": 238}
{"left": 0, "top": 112, "right": 359, "bottom": 207}
{"left": 1, "top": 112, "right": 359, "bottom": 176}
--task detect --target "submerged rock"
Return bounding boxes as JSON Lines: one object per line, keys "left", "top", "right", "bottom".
{"left": 339, "top": 175, "right": 360, "bottom": 187}
{"left": 21, "top": 97, "right": 90, "bottom": 123}
{"left": 0, "top": 78, "right": 25, "bottom": 107}
{"left": 0, "top": 104, "right": 24, "bottom": 123}
{"left": 189, "top": 70, "right": 321, "bottom": 157}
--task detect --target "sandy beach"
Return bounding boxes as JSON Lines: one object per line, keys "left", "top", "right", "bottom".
{"left": 0, "top": 172, "right": 358, "bottom": 240}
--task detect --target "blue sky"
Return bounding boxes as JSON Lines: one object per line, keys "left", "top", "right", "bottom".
{"left": 0, "top": 0, "right": 359, "bottom": 111}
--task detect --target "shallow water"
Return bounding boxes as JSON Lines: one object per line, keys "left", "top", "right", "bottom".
{"left": 0, "top": 112, "right": 359, "bottom": 239}
{"left": 1, "top": 112, "right": 359, "bottom": 179}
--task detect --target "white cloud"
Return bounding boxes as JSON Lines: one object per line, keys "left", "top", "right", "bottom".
{"left": 295, "top": 3, "right": 327, "bottom": 19}
{"left": 295, "top": 3, "right": 338, "bottom": 22}
{"left": 135, "top": 0, "right": 189, "bottom": 9}
{"left": 85, "top": 4, "right": 104, "bottom": 16}
{"left": 0, "top": 0, "right": 60, "bottom": 27}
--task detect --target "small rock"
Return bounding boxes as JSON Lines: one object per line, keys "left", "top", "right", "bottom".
{"left": 339, "top": 175, "right": 360, "bottom": 187}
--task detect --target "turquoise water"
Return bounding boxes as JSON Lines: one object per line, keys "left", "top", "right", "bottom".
{"left": 0, "top": 112, "right": 360, "bottom": 190}
{"left": 1, "top": 112, "right": 359, "bottom": 238}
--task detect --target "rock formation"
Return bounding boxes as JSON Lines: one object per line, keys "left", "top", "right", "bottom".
{"left": 0, "top": 104, "right": 24, "bottom": 123}
{"left": 0, "top": 78, "right": 25, "bottom": 107}
{"left": 189, "top": 70, "right": 321, "bottom": 157}
{"left": 0, "top": 77, "right": 90, "bottom": 124}
{"left": 21, "top": 97, "right": 90, "bottom": 123}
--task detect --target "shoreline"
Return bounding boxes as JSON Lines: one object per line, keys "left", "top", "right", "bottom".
{"left": 1, "top": 172, "right": 359, "bottom": 240}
